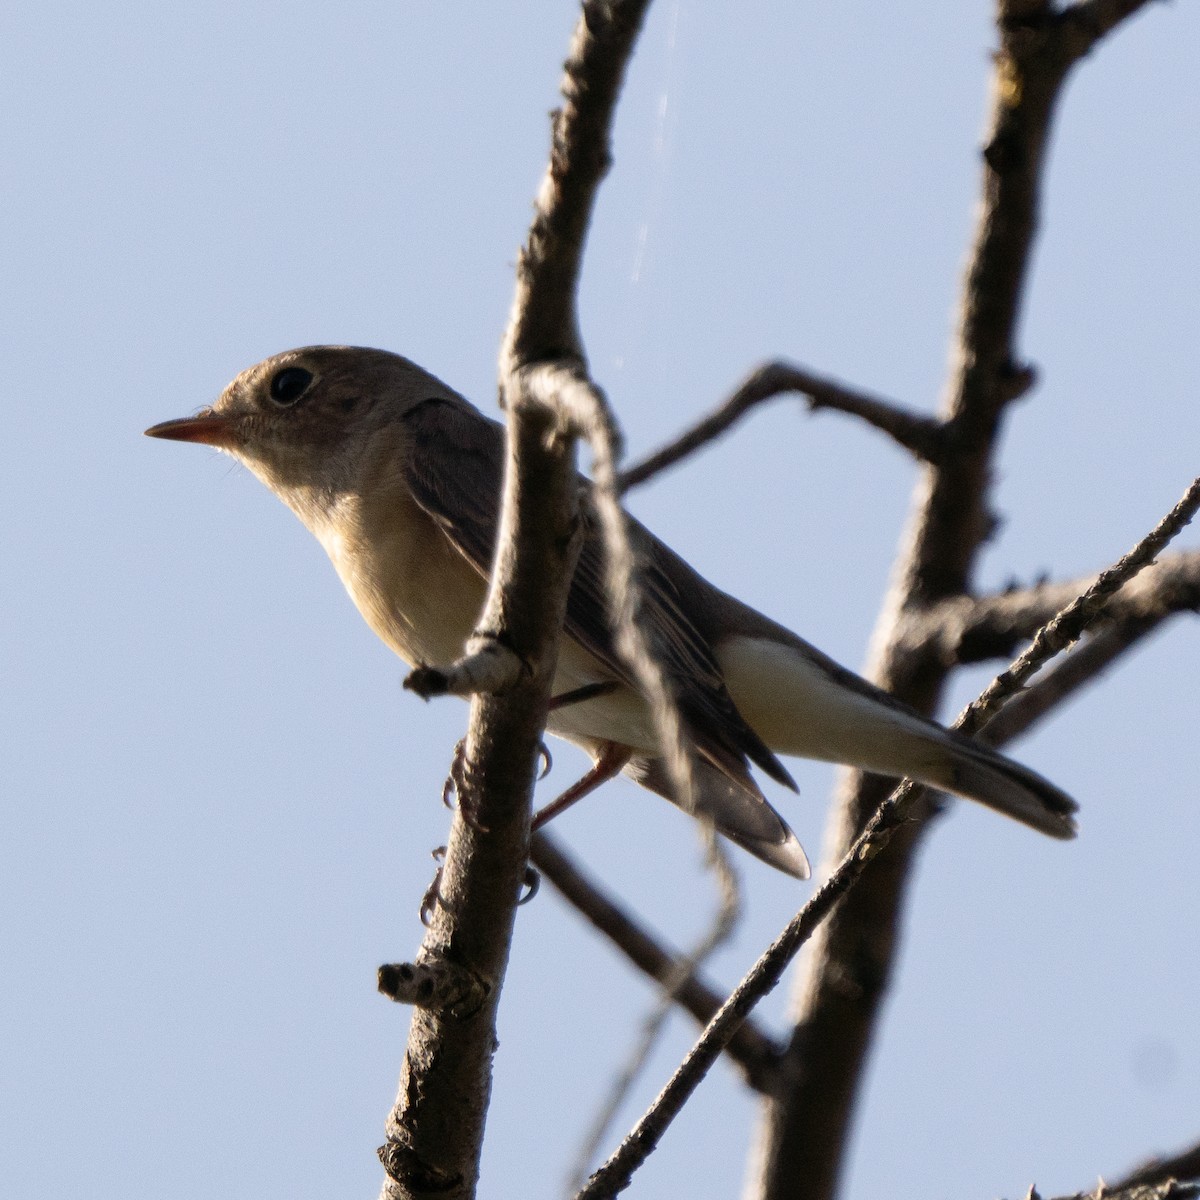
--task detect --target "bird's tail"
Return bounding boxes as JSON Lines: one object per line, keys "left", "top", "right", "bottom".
{"left": 625, "top": 756, "right": 812, "bottom": 879}
{"left": 923, "top": 730, "right": 1079, "bottom": 839}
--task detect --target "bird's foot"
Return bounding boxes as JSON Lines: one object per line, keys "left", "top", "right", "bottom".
{"left": 441, "top": 739, "right": 490, "bottom": 832}
{"left": 531, "top": 741, "right": 632, "bottom": 830}
{"left": 419, "top": 845, "right": 447, "bottom": 927}
{"left": 518, "top": 863, "right": 541, "bottom": 905}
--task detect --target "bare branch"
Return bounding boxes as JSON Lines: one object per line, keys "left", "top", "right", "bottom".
{"left": 403, "top": 636, "right": 526, "bottom": 699}
{"left": 899, "top": 549, "right": 1200, "bottom": 667}
{"left": 962, "top": 474, "right": 1200, "bottom": 735}
{"left": 1111, "top": 1137, "right": 1200, "bottom": 1192}
{"left": 378, "top": 401, "right": 579, "bottom": 1200}
{"left": 1058, "top": 0, "right": 1160, "bottom": 60}
{"left": 1028, "top": 1183, "right": 1199, "bottom": 1200}
{"left": 562, "top": 838, "right": 742, "bottom": 1194}
{"left": 578, "top": 473, "right": 1199, "bottom": 1198}
{"left": 501, "top": 0, "right": 653, "bottom": 374}
{"left": 571, "top": 377, "right": 700, "bottom": 816}
{"left": 618, "top": 360, "right": 945, "bottom": 492}
{"left": 749, "top": 5, "right": 1176, "bottom": 1196}
{"left": 379, "top": 5, "right": 653, "bottom": 1198}
{"left": 978, "top": 617, "right": 1162, "bottom": 747}
{"left": 531, "top": 832, "right": 781, "bottom": 1094}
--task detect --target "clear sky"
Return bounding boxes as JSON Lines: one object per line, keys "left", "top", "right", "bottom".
{"left": 3, "top": 3, "right": 1198, "bottom": 1198}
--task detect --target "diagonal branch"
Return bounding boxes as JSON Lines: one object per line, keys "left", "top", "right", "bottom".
{"left": 501, "top": 0, "right": 654, "bottom": 374}
{"left": 531, "top": 832, "right": 782, "bottom": 1094}
{"left": 618, "top": 360, "right": 946, "bottom": 492}
{"left": 960, "top": 474, "right": 1200, "bottom": 734}
{"left": 976, "top": 617, "right": 1163, "bottom": 747}
{"left": 575, "top": 471, "right": 1200, "bottom": 1200}
{"left": 1058, "top": 0, "right": 1159, "bottom": 59}
{"left": 561, "top": 838, "right": 742, "bottom": 1194}
{"left": 1032, "top": 1184, "right": 1199, "bottom": 1200}
{"left": 898, "top": 549, "right": 1200, "bottom": 667}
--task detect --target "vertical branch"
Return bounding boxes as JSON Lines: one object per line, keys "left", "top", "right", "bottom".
{"left": 378, "top": 412, "right": 579, "bottom": 1200}
{"left": 746, "top": 5, "right": 1157, "bottom": 1200}
{"left": 377, "top": 4, "right": 652, "bottom": 1198}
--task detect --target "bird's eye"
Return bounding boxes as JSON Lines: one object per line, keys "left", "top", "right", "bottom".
{"left": 268, "top": 366, "right": 314, "bottom": 407}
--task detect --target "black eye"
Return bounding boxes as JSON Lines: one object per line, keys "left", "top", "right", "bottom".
{"left": 268, "top": 366, "right": 314, "bottom": 407}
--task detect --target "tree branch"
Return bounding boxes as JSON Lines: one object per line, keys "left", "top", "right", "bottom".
{"left": 1029, "top": 1183, "right": 1198, "bottom": 1200}
{"left": 531, "top": 832, "right": 782, "bottom": 1094}
{"left": 378, "top": 5, "right": 653, "bottom": 1198}
{"left": 960, "top": 474, "right": 1200, "bottom": 734}
{"left": 977, "top": 617, "right": 1163, "bottom": 747}
{"left": 898, "top": 550, "right": 1200, "bottom": 667}
{"left": 377, "top": 399, "right": 580, "bottom": 1200}
{"left": 576, "top": 470, "right": 1199, "bottom": 1200}
{"left": 562, "top": 837, "right": 742, "bottom": 1194}
{"left": 1112, "top": 1137, "right": 1200, "bottom": 1192}
{"left": 501, "top": 0, "right": 653, "bottom": 374}
{"left": 1057, "top": 0, "right": 1159, "bottom": 60}
{"left": 746, "top": 5, "right": 1173, "bottom": 1198}
{"left": 618, "top": 360, "right": 946, "bottom": 492}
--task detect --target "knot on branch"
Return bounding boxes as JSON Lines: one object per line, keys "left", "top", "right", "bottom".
{"left": 377, "top": 958, "right": 491, "bottom": 1017}
{"left": 377, "top": 1140, "right": 463, "bottom": 1193}
{"left": 403, "top": 635, "right": 527, "bottom": 700}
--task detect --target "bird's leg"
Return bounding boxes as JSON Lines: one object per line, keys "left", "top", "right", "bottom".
{"left": 548, "top": 680, "right": 620, "bottom": 710}
{"left": 440, "top": 678, "right": 612, "bottom": 819}
{"left": 532, "top": 741, "right": 632, "bottom": 831}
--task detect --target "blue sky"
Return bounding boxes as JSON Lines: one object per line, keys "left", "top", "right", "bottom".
{"left": 3, "top": 3, "right": 1199, "bottom": 1197}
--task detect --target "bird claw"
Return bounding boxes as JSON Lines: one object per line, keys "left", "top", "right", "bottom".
{"left": 442, "top": 739, "right": 467, "bottom": 810}
{"left": 440, "top": 739, "right": 489, "bottom": 831}
{"left": 518, "top": 863, "right": 541, "bottom": 905}
{"left": 536, "top": 741, "right": 553, "bottom": 781}
{"left": 419, "top": 845, "right": 447, "bottom": 927}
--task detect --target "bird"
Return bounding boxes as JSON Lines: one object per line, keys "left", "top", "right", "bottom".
{"left": 146, "top": 345, "right": 1078, "bottom": 879}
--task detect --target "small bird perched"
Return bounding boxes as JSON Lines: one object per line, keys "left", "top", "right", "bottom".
{"left": 147, "top": 346, "right": 1077, "bottom": 878}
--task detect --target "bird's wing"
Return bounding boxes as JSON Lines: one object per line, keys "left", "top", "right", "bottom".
{"left": 399, "top": 397, "right": 795, "bottom": 794}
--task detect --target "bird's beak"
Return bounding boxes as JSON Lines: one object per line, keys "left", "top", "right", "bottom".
{"left": 144, "top": 411, "right": 238, "bottom": 448}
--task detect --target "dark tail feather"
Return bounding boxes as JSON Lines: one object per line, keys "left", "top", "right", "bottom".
{"left": 934, "top": 733, "right": 1079, "bottom": 840}
{"left": 626, "top": 756, "right": 811, "bottom": 879}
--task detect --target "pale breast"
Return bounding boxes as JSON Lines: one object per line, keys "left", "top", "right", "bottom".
{"left": 310, "top": 490, "right": 487, "bottom": 668}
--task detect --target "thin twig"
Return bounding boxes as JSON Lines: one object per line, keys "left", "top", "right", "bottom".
{"left": 542, "top": 365, "right": 699, "bottom": 816}
{"left": 978, "top": 617, "right": 1163, "bottom": 747}
{"left": 962, "top": 475, "right": 1200, "bottom": 736}
{"left": 1027, "top": 1183, "right": 1198, "bottom": 1200}
{"left": 501, "top": 0, "right": 654, "bottom": 374}
{"left": 618, "top": 361, "right": 945, "bottom": 491}
{"left": 576, "top": 474, "right": 1200, "bottom": 1200}
{"left": 531, "top": 832, "right": 782, "bottom": 1092}
{"left": 562, "top": 836, "right": 742, "bottom": 1196}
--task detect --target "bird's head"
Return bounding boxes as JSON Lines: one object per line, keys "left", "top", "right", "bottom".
{"left": 145, "top": 345, "right": 452, "bottom": 498}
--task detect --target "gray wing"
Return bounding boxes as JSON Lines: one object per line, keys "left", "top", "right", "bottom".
{"left": 399, "top": 396, "right": 796, "bottom": 794}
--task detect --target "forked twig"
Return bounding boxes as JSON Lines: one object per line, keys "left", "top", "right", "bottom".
{"left": 619, "top": 361, "right": 946, "bottom": 492}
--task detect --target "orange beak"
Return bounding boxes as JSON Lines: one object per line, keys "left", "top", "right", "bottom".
{"left": 144, "top": 412, "right": 238, "bottom": 448}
